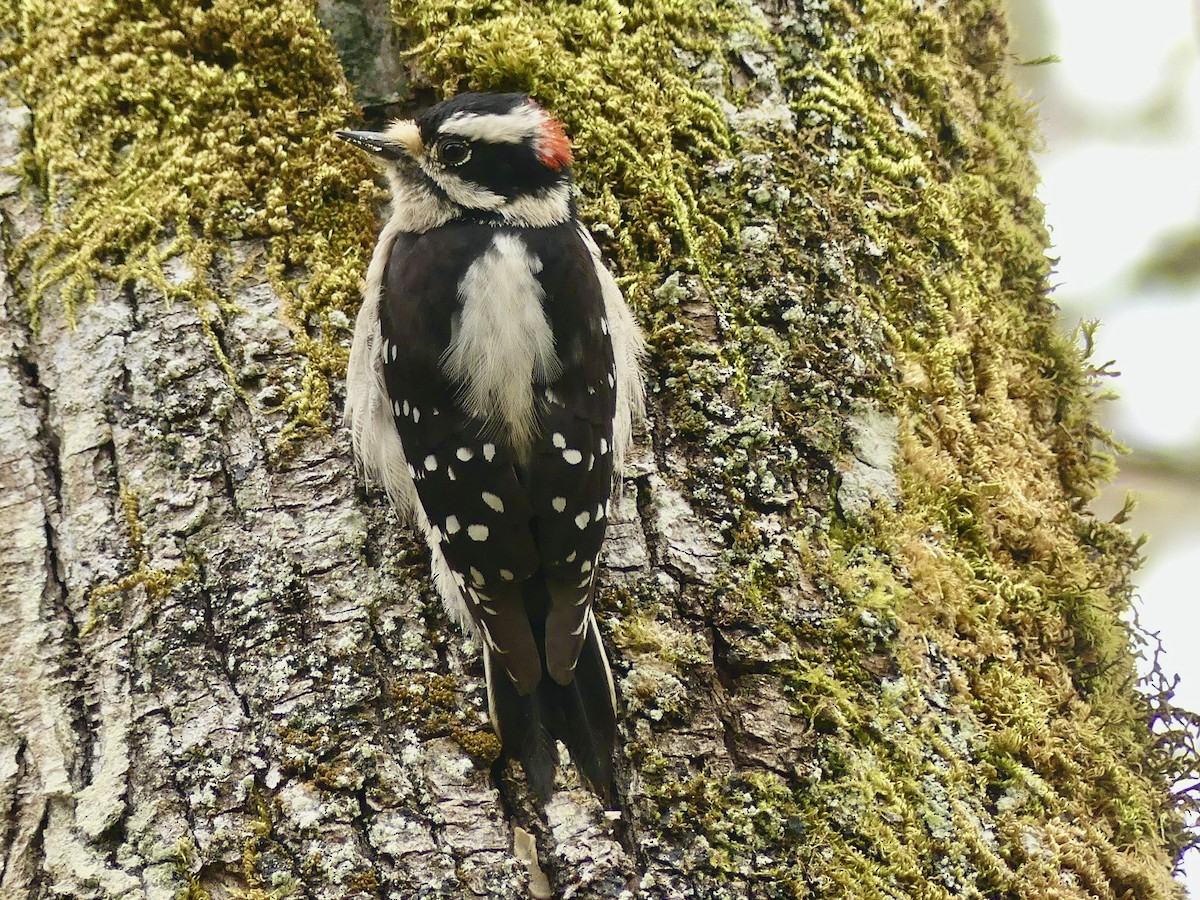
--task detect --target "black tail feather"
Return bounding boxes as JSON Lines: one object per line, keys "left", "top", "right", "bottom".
{"left": 484, "top": 612, "right": 617, "bottom": 803}
{"left": 485, "top": 647, "right": 558, "bottom": 802}
{"left": 558, "top": 612, "right": 617, "bottom": 800}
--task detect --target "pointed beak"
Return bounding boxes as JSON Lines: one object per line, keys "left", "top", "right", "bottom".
{"left": 335, "top": 130, "right": 403, "bottom": 159}
{"left": 335, "top": 120, "right": 423, "bottom": 162}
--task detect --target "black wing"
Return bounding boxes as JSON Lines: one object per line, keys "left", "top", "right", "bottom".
{"left": 378, "top": 225, "right": 543, "bottom": 693}
{"left": 521, "top": 225, "right": 617, "bottom": 685}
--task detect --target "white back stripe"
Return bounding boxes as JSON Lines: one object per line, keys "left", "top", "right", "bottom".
{"left": 442, "top": 234, "right": 561, "bottom": 455}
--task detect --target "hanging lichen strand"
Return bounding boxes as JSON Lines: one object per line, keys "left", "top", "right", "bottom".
{"left": 0, "top": 0, "right": 379, "bottom": 434}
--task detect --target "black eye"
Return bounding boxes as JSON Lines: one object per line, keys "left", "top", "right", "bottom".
{"left": 438, "top": 139, "right": 471, "bottom": 166}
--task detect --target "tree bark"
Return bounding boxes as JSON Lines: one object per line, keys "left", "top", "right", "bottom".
{"left": 0, "top": 1, "right": 1191, "bottom": 898}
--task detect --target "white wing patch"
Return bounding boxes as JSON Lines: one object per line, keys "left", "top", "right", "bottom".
{"left": 442, "top": 234, "right": 561, "bottom": 457}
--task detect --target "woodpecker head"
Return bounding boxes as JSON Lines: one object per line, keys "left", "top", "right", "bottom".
{"left": 337, "top": 92, "right": 575, "bottom": 228}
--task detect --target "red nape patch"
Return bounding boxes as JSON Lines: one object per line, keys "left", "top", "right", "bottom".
{"left": 529, "top": 101, "right": 573, "bottom": 171}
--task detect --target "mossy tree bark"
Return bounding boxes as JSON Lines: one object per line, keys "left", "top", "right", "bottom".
{"left": 0, "top": 0, "right": 1192, "bottom": 898}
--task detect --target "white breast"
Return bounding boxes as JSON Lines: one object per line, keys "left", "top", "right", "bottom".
{"left": 442, "top": 233, "right": 561, "bottom": 456}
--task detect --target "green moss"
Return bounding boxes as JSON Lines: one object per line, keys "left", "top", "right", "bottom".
{"left": 85, "top": 486, "right": 197, "bottom": 633}
{"left": 231, "top": 788, "right": 300, "bottom": 899}
{"left": 175, "top": 840, "right": 214, "bottom": 900}
{"left": 0, "top": 0, "right": 379, "bottom": 438}
{"left": 391, "top": 670, "right": 500, "bottom": 763}
{"left": 752, "top": 0, "right": 1187, "bottom": 893}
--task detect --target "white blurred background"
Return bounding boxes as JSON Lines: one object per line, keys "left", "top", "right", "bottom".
{"left": 1005, "top": 0, "right": 1200, "bottom": 892}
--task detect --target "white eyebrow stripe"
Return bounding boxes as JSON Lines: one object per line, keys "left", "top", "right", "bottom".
{"left": 441, "top": 106, "right": 544, "bottom": 144}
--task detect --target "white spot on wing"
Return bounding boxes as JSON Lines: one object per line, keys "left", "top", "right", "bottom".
{"left": 468, "top": 524, "right": 489, "bottom": 541}
{"left": 562, "top": 449, "right": 583, "bottom": 465}
{"left": 457, "top": 447, "right": 474, "bottom": 461}
{"left": 499, "top": 569, "right": 514, "bottom": 581}
{"left": 482, "top": 492, "right": 504, "bottom": 513}
{"left": 424, "top": 455, "right": 438, "bottom": 471}
{"left": 552, "top": 497, "right": 566, "bottom": 513}
{"left": 445, "top": 515, "right": 460, "bottom": 535}
{"left": 552, "top": 432, "right": 566, "bottom": 448}
{"left": 483, "top": 443, "right": 496, "bottom": 462}
{"left": 574, "top": 510, "right": 590, "bottom": 529}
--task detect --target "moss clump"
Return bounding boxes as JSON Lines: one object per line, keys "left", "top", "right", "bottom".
{"left": 85, "top": 486, "right": 196, "bottom": 632}
{"left": 0, "top": 0, "right": 380, "bottom": 436}
{"left": 392, "top": 670, "right": 500, "bottom": 763}
{"left": 235, "top": 788, "right": 301, "bottom": 900}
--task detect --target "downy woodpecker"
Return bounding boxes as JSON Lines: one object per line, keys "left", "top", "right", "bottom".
{"left": 339, "top": 93, "right": 645, "bottom": 801}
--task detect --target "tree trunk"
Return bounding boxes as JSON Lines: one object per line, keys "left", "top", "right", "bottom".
{"left": 0, "top": 0, "right": 1191, "bottom": 898}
